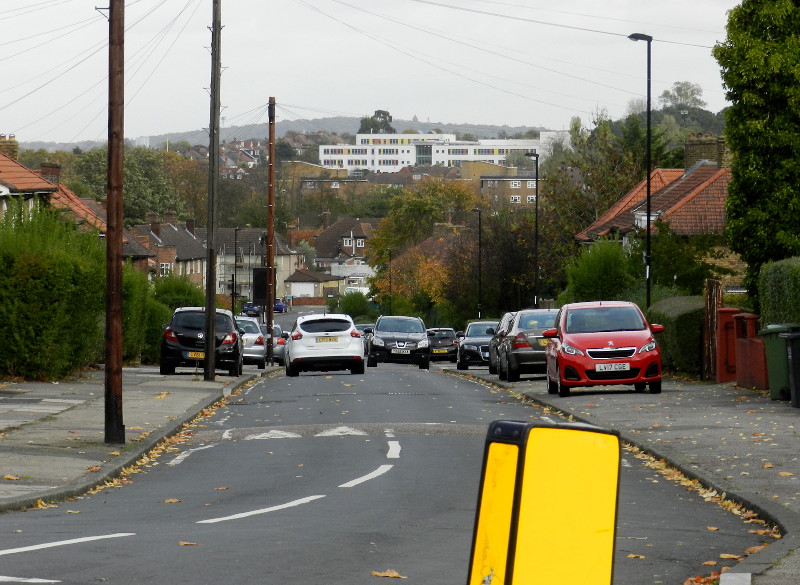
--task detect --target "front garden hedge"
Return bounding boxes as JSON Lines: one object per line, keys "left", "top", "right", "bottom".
{"left": 647, "top": 296, "right": 706, "bottom": 377}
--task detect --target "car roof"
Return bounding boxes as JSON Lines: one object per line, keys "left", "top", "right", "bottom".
{"left": 563, "top": 301, "right": 639, "bottom": 310}
{"left": 378, "top": 315, "right": 421, "bottom": 321}
{"left": 174, "top": 306, "right": 233, "bottom": 317}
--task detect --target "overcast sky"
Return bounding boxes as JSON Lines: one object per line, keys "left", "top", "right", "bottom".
{"left": 1, "top": 0, "right": 738, "bottom": 145}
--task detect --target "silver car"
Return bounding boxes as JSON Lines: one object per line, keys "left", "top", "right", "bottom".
{"left": 235, "top": 316, "right": 266, "bottom": 369}
{"left": 260, "top": 322, "right": 285, "bottom": 365}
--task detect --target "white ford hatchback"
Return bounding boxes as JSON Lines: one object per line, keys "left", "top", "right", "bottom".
{"left": 283, "top": 313, "right": 365, "bottom": 376}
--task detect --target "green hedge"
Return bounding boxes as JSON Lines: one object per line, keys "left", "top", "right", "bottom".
{"left": 647, "top": 296, "right": 706, "bottom": 376}
{"left": 758, "top": 257, "right": 800, "bottom": 325}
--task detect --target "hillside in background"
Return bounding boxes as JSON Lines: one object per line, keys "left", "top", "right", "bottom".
{"left": 20, "top": 116, "right": 548, "bottom": 152}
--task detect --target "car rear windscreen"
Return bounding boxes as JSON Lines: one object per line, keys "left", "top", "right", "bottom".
{"left": 173, "top": 312, "right": 230, "bottom": 330}
{"left": 301, "top": 318, "right": 352, "bottom": 333}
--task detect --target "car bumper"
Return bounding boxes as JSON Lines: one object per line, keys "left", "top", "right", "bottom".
{"left": 557, "top": 354, "right": 661, "bottom": 387}
{"left": 371, "top": 347, "right": 430, "bottom": 364}
{"left": 508, "top": 348, "right": 547, "bottom": 372}
{"left": 430, "top": 347, "right": 457, "bottom": 360}
{"left": 459, "top": 345, "right": 490, "bottom": 365}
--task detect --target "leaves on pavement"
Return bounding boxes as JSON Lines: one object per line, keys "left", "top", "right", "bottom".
{"left": 371, "top": 569, "right": 407, "bottom": 578}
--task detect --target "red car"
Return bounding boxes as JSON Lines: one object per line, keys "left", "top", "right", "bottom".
{"left": 543, "top": 301, "right": 664, "bottom": 397}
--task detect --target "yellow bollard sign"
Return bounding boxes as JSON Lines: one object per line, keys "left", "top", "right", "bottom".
{"left": 467, "top": 420, "right": 621, "bottom": 585}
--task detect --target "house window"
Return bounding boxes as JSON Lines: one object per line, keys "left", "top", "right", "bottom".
{"left": 527, "top": 181, "right": 536, "bottom": 189}
{"left": 331, "top": 182, "right": 340, "bottom": 189}
{"left": 510, "top": 181, "right": 521, "bottom": 189}
{"left": 307, "top": 181, "right": 317, "bottom": 189}
{"left": 510, "top": 195, "right": 521, "bottom": 204}
{"left": 160, "top": 262, "right": 172, "bottom": 276}
{"left": 356, "top": 238, "right": 365, "bottom": 248}
{"left": 343, "top": 237, "right": 353, "bottom": 247}
{"left": 527, "top": 195, "right": 536, "bottom": 204}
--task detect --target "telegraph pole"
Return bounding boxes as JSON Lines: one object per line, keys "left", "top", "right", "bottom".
{"left": 204, "top": 0, "right": 222, "bottom": 380}
{"left": 104, "top": 0, "right": 125, "bottom": 444}
{"left": 266, "top": 97, "right": 276, "bottom": 364}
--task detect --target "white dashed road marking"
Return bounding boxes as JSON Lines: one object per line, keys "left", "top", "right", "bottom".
{"left": 338, "top": 465, "right": 394, "bottom": 488}
{"left": 197, "top": 495, "right": 326, "bottom": 524}
{"left": 0, "top": 533, "right": 135, "bottom": 557}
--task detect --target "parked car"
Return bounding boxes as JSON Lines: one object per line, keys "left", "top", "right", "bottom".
{"left": 261, "top": 323, "right": 285, "bottom": 365}
{"left": 274, "top": 297, "right": 289, "bottom": 313}
{"left": 488, "top": 311, "right": 516, "bottom": 375}
{"left": 160, "top": 307, "right": 243, "bottom": 377}
{"left": 456, "top": 320, "right": 498, "bottom": 370}
{"left": 242, "top": 302, "right": 260, "bottom": 317}
{"left": 543, "top": 301, "right": 665, "bottom": 397}
{"left": 282, "top": 313, "right": 365, "bottom": 376}
{"left": 235, "top": 316, "right": 266, "bottom": 369}
{"left": 427, "top": 327, "right": 459, "bottom": 361}
{"left": 355, "top": 323, "right": 375, "bottom": 354}
{"left": 365, "top": 315, "right": 431, "bottom": 369}
{"left": 497, "top": 309, "right": 559, "bottom": 382}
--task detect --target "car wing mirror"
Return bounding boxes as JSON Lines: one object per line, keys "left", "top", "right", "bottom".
{"left": 280, "top": 332, "right": 289, "bottom": 339}
{"left": 542, "top": 327, "right": 558, "bottom": 338}
{"left": 485, "top": 327, "right": 495, "bottom": 335}
{"left": 364, "top": 327, "right": 373, "bottom": 334}
{"left": 650, "top": 323, "right": 665, "bottom": 333}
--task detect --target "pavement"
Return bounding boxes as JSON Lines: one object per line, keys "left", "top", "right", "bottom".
{"left": 1, "top": 366, "right": 800, "bottom": 585}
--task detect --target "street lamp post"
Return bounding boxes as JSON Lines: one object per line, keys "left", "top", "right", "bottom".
{"left": 524, "top": 150, "right": 540, "bottom": 308}
{"left": 385, "top": 248, "right": 392, "bottom": 314}
{"left": 628, "top": 32, "right": 653, "bottom": 308}
{"left": 471, "top": 208, "right": 482, "bottom": 318}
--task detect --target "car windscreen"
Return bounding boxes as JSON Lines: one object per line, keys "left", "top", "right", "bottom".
{"left": 300, "top": 318, "right": 352, "bottom": 333}
{"left": 466, "top": 322, "right": 496, "bottom": 337}
{"left": 565, "top": 307, "right": 646, "bottom": 334}
{"left": 518, "top": 312, "right": 557, "bottom": 333}
{"left": 173, "top": 312, "right": 230, "bottom": 330}
{"left": 376, "top": 318, "right": 424, "bottom": 333}
{"left": 235, "top": 320, "right": 261, "bottom": 334}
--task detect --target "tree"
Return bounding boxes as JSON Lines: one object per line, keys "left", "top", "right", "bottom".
{"left": 713, "top": 0, "right": 800, "bottom": 297}
{"left": 658, "top": 81, "right": 707, "bottom": 110}
{"left": 358, "top": 110, "right": 396, "bottom": 134}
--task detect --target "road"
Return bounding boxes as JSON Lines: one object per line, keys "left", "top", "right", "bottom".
{"left": 0, "top": 361, "right": 765, "bottom": 584}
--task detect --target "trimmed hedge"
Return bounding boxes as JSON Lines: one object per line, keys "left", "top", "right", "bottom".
{"left": 647, "top": 296, "right": 706, "bottom": 376}
{"left": 758, "top": 257, "right": 800, "bottom": 325}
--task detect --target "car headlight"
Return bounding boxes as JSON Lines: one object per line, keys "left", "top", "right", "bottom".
{"left": 464, "top": 344, "right": 478, "bottom": 351}
{"left": 639, "top": 339, "right": 657, "bottom": 353}
{"left": 418, "top": 339, "right": 430, "bottom": 349}
{"left": 562, "top": 343, "right": 584, "bottom": 356}
{"left": 372, "top": 336, "right": 385, "bottom": 347}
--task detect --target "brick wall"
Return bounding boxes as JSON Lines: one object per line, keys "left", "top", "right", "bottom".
{"left": 685, "top": 134, "right": 731, "bottom": 169}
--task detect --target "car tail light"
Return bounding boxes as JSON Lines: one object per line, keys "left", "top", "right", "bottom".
{"left": 512, "top": 332, "right": 531, "bottom": 348}
{"left": 277, "top": 337, "right": 286, "bottom": 346}
{"left": 255, "top": 335, "right": 264, "bottom": 346}
{"left": 221, "top": 331, "right": 238, "bottom": 346}
{"left": 291, "top": 332, "right": 303, "bottom": 340}
{"left": 165, "top": 327, "right": 178, "bottom": 342}
{"left": 452, "top": 338, "right": 459, "bottom": 346}
{"left": 350, "top": 330, "right": 361, "bottom": 338}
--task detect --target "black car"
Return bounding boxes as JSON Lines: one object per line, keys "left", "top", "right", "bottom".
{"left": 488, "top": 311, "right": 515, "bottom": 375}
{"left": 365, "top": 315, "right": 431, "bottom": 369}
{"left": 455, "top": 320, "right": 497, "bottom": 370}
{"left": 160, "top": 307, "right": 243, "bottom": 377}
{"left": 428, "top": 327, "right": 459, "bottom": 361}
{"left": 497, "top": 308, "right": 558, "bottom": 382}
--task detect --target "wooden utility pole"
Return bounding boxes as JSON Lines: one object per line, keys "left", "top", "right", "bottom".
{"left": 204, "top": 0, "right": 222, "bottom": 380}
{"left": 266, "top": 97, "right": 276, "bottom": 363}
{"left": 105, "top": 0, "right": 125, "bottom": 444}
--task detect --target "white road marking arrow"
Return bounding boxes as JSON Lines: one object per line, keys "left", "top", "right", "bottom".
{"left": 315, "top": 426, "right": 368, "bottom": 437}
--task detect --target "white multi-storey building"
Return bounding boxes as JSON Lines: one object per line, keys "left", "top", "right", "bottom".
{"left": 318, "top": 132, "right": 565, "bottom": 174}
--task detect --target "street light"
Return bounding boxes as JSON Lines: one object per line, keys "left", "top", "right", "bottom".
{"left": 628, "top": 32, "right": 653, "bottom": 308}
{"left": 471, "top": 208, "right": 482, "bottom": 318}
{"left": 524, "top": 150, "right": 540, "bottom": 308}
{"left": 231, "top": 226, "right": 240, "bottom": 313}
{"left": 385, "top": 248, "right": 392, "bottom": 314}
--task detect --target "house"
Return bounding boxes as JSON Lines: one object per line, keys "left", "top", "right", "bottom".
{"left": 130, "top": 214, "right": 207, "bottom": 287}
{"left": 284, "top": 268, "right": 345, "bottom": 301}
{"left": 576, "top": 135, "right": 743, "bottom": 288}
{"left": 313, "top": 218, "right": 382, "bottom": 287}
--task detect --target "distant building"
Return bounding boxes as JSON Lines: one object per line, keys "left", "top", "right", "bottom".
{"left": 318, "top": 132, "right": 566, "bottom": 175}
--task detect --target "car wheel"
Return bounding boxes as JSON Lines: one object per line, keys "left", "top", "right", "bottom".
{"left": 159, "top": 361, "right": 175, "bottom": 375}
{"left": 634, "top": 382, "right": 646, "bottom": 393}
{"left": 557, "top": 371, "right": 571, "bottom": 397}
{"left": 456, "top": 358, "right": 467, "bottom": 371}
{"left": 547, "top": 372, "right": 558, "bottom": 394}
{"left": 498, "top": 356, "right": 508, "bottom": 381}
{"left": 238, "top": 358, "right": 243, "bottom": 376}
{"left": 285, "top": 362, "right": 299, "bottom": 377}
{"left": 507, "top": 363, "right": 520, "bottom": 382}
{"left": 419, "top": 359, "right": 430, "bottom": 370}
{"left": 367, "top": 355, "right": 377, "bottom": 367}
{"left": 649, "top": 380, "right": 662, "bottom": 394}
{"left": 257, "top": 359, "right": 266, "bottom": 370}
{"left": 350, "top": 362, "right": 365, "bottom": 375}
{"left": 228, "top": 363, "right": 238, "bottom": 377}
{"left": 488, "top": 362, "right": 497, "bottom": 375}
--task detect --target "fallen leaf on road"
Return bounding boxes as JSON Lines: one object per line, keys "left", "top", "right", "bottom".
{"left": 69, "top": 430, "right": 80, "bottom": 434}
{"left": 178, "top": 541, "right": 199, "bottom": 546}
{"left": 67, "top": 510, "right": 81, "bottom": 514}
{"left": 779, "top": 472, "right": 796, "bottom": 477}
{"left": 706, "top": 526, "right": 719, "bottom": 531}
{"left": 163, "top": 498, "right": 182, "bottom": 504}
{"left": 746, "top": 545, "right": 766, "bottom": 555}
{"left": 86, "top": 465, "right": 101, "bottom": 472}
{"left": 3, "top": 475, "right": 20, "bottom": 481}
{"left": 719, "top": 553, "right": 741, "bottom": 560}
{"left": 156, "top": 392, "right": 171, "bottom": 399}
{"left": 36, "top": 499, "right": 56, "bottom": 509}
{"left": 215, "top": 487, "right": 229, "bottom": 490}
{"left": 108, "top": 451, "right": 121, "bottom": 457}
{"left": 702, "top": 561, "right": 717, "bottom": 566}
{"left": 129, "top": 426, "right": 144, "bottom": 430}
{"left": 762, "top": 463, "right": 774, "bottom": 469}
{"left": 371, "top": 570, "right": 407, "bottom": 578}
{"left": 627, "top": 554, "right": 645, "bottom": 559}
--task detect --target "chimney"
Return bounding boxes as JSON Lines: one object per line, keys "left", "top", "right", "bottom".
{"left": 40, "top": 162, "right": 62, "bottom": 185}
{"left": 164, "top": 210, "right": 177, "bottom": 225}
{"left": 0, "top": 134, "right": 19, "bottom": 160}
{"left": 321, "top": 210, "right": 331, "bottom": 229}
{"left": 150, "top": 215, "right": 161, "bottom": 238}
{"left": 186, "top": 218, "right": 196, "bottom": 235}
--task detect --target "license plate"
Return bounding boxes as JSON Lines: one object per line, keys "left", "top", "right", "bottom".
{"left": 188, "top": 351, "right": 205, "bottom": 359}
{"left": 392, "top": 349, "right": 411, "bottom": 355}
{"left": 317, "top": 337, "right": 338, "bottom": 343}
{"left": 433, "top": 349, "right": 448, "bottom": 354}
{"left": 539, "top": 339, "right": 548, "bottom": 347}
{"left": 596, "top": 362, "right": 630, "bottom": 372}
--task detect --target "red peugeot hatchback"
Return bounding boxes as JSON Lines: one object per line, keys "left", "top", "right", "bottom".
{"left": 542, "top": 301, "right": 665, "bottom": 397}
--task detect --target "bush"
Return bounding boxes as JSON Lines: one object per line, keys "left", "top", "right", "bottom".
{"left": 339, "top": 292, "right": 371, "bottom": 318}
{"left": 153, "top": 274, "right": 205, "bottom": 310}
{"left": 0, "top": 206, "right": 105, "bottom": 379}
{"left": 561, "top": 240, "right": 634, "bottom": 304}
{"left": 646, "top": 296, "right": 706, "bottom": 376}
{"left": 142, "top": 296, "right": 173, "bottom": 364}
{"left": 758, "top": 257, "right": 800, "bottom": 325}
{"left": 122, "top": 264, "right": 150, "bottom": 364}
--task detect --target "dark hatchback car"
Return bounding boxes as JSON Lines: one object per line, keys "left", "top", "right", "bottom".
{"left": 488, "top": 311, "right": 516, "bottom": 375}
{"left": 497, "top": 308, "right": 559, "bottom": 382}
{"left": 427, "top": 327, "right": 459, "bottom": 361}
{"left": 160, "top": 307, "right": 243, "bottom": 377}
{"left": 365, "top": 315, "right": 431, "bottom": 369}
{"left": 455, "top": 320, "right": 497, "bottom": 370}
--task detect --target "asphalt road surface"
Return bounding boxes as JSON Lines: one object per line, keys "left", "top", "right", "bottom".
{"left": 0, "top": 364, "right": 765, "bottom": 584}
